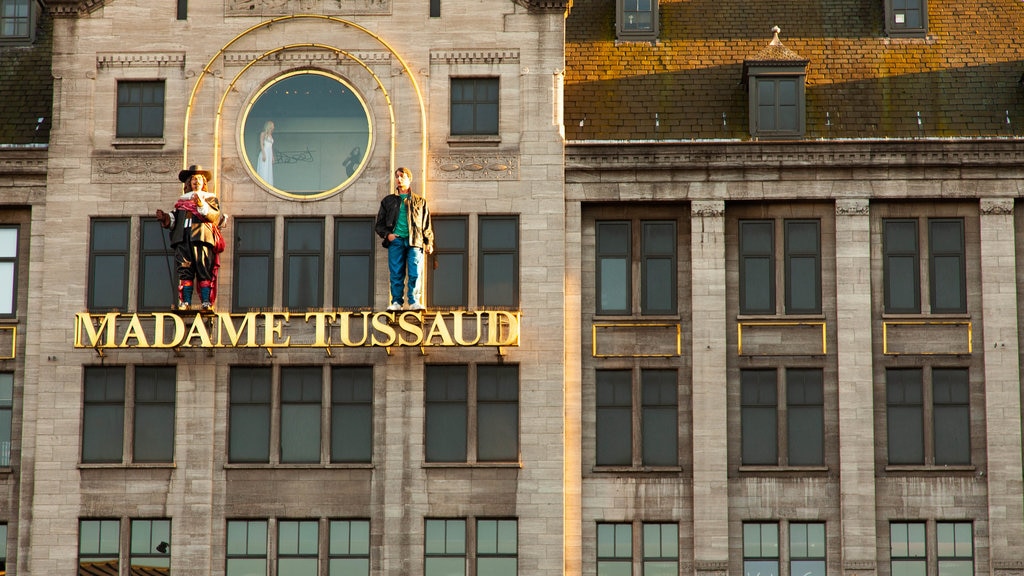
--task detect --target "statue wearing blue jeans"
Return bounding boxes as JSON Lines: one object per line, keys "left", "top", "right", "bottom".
{"left": 375, "top": 167, "right": 434, "bottom": 311}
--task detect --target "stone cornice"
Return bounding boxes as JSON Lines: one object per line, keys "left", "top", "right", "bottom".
{"left": 0, "top": 150, "right": 48, "bottom": 176}
{"left": 513, "top": 0, "right": 571, "bottom": 14}
{"left": 223, "top": 50, "right": 391, "bottom": 67}
{"left": 429, "top": 50, "right": 520, "bottom": 65}
{"left": 42, "top": 0, "right": 107, "bottom": 16}
{"left": 97, "top": 52, "right": 187, "bottom": 69}
{"left": 566, "top": 139, "right": 1024, "bottom": 172}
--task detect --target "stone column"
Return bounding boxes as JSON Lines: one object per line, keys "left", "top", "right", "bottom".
{"left": 979, "top": 198, "right": 1024, "bottom": 575}
{"left": 690, "top": 200, "right": 728, "bottom": 575}
{"left": 834, "top": 199, "right": 877, "bottom": 575}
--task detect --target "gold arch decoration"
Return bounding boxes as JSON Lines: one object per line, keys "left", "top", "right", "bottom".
{"left": 183, "top": 14, "right": 427, "bottom": 197}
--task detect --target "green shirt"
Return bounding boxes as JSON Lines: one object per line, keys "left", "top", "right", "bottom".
{"left": 393, "top": 193, "right": 410, "bottom": 238}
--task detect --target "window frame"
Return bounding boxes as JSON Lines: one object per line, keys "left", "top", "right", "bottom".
{"left": 596, "top": 216, "right": 680, "bottom": 317}
{"left": 742, "top": 522, "right": 780, "bottom": 576}
{"left": 882, "top": 216, "right": 966, "bottom": 315}
{"left": 283, "top": 218, "right": 325, "bottom": 310}
{"left": 789, "top": 522, "right": 826, "bottom": 576}
{"left": 885, "top": 366, "right": 971, "bottom": 466}
{"left": 0, "top": 0, "right": 33, "bottom": 43}
{"left": 740, "top": 367, "right": 825, "bottom": 467}
{"left": 0, "top": 225, "right": 19, "bottom": 317}
{"left": 138, "top": 218, "right": 175, "bottom": 312}
{"left": 478, "top": 215, "right": 520, "bottom": 308}
{"left": 277, "top": 519, "right": 319, "bottom": 576}
{"left": 429, "top": 216, "right": 468, "bottom": 308}
{"left": 596, "top": 368, "right": 681, "bottom": 468}
{"left": 890, "top": 521, "right": 927, "bottom": 575}
{"left": 334, "top": 217, "right": 375, "bottom": 309}
{"left": 885, "top": 0, "right": 927, "bottom": 37}
{"left": 88, "top": 218, "right": 131, "bottom": 311}
{"left": 596, "top": 522, "right": 632, "bottom": 576}
{"left": 228, "top": 366, "right": 272, "bottom": 464}
{"left": 476, "top": 518, "right": 518, "bottom": 575}
{"left": 449, "top": 77, "right": 500, "bottom": 137}
{"left": 425, "top": 364, "right": 520, "bottom": 464}
{"left": 232, "top": 218, "right": 275, "bottom": 312}
{"left": 330, "top": 366, "right": 373, "bottom": 464}
{"left": 115, "top": 80, "right": 166, "bottom": 140}
{"left": 82, "top": 366, "right": 126, "bottom": 464}
{"left": 615, "top": 0, "right": 659, "bottom": 41}
{"left": 329, "top": 519, "right": 371, "bottom": 575}
{"left": 226, "top": 519, "right": 268, "bottom": 576}
{"left": 279, "top": 366, "right": 323, "bottom": 464}
{"left": 424, "top": 518, "right": 467, "bottom": 576}
{"left": 79, "top": 519, "right": 121, "bottom": 574}
{"left": 747, "top": 71, "right": 807, "bottom": 140}
{"left": 937, "top": 521, "right": 973, "bottom": 575}
{"left": 0, "top": 373, "right": 12, "bottom": 468}
{"left": 82, "top": 365, "right": 177, "bottom": 465}
{"left": 129, "top": 519, "right": 171, "bottom": 574}
{"left": 132, "top": 366, "right": 176, "bottom": 463}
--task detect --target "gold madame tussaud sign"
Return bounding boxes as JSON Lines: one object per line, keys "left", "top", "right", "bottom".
{"left": 74, "top": 310, "right": 521, "bottom": 351}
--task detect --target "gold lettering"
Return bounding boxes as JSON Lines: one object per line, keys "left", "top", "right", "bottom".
{"left": 119, "top": 314, "right": 150, "bottom": 348}
{"left": 304, "top": 312, "right": 337, "bottom": 347}
{"left": 262, "top": 312, "right": 291, "bottom": 347}
{"left": 152, "top": 313, "right": 186, "bottom": 348}
{"left": 338, "top": 312, "right": 370, "bottom": 347}
{"left": 397, "top": 312, "right": 424, "bottom": 346}
{"left": 183, "top": 314, "right": 214, "bottom": 347}
{"left": 452, "top": 311, "right": 483, "bottom": 345}
{"left": 75, "top": 312, "right": 119, "bottom": 348}
{"left": 218, "top": 311, "right": 259, "bottom": 347}
{"left": 424, "top": 312, "right": 454, "bottom": 346}
{"left": 371, "top": 312, "right": 397, "bottom": 346}
{"left": 486, "top": 311, "right": 520, "bottom": 346}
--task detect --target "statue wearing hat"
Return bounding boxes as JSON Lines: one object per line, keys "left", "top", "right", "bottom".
{"left": 156, "top": 165, "right": 226, "bottom": 311}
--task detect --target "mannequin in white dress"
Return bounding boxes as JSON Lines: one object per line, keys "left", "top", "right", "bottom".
{"left": 256, "top": 120, "right": 275, "bottom": 185}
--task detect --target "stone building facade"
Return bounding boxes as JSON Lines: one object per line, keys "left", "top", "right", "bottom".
{"left": 0, "top": 0, "right": 1022, "bottom": 575}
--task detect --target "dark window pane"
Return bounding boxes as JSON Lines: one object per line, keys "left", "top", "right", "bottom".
{"left": 139, "top": 219, "right": 175, "bottom": 311}
{"left": 930, "top": 219, "right": 965, "bottom": 313}
{"left": 450, "top": 78, "right": 499, "bottom": 136}
{"left": 90, "top": 219, "right": 130, "bottom": 310}
{"left": 741, "top": 370, "right": 777, "bottom": 465}
{"left": 887, "top": 369, "right": 924, "bottom": 464}
{"left": 884, "top": 219, "right": 920, "bottom": 313}
{"left": 425, "top": 366, "right": 467, "bottom": 462}
{"left": 597, "top": 221, "right": 630, "bottom": 315}
{"left": 785, "top": 220, "right": 820, "bottom": 314}
{"left": 229, "top": 368, "right": 271, "bottom": 463}
{"left": 430, "top": 217, "right": 468, "bottom": 307}
{"left": 933, "top": 368, "right": 970, "bottom": 465}
{"left": 234, "top": 219, "right": 274, "bottom": 310}
{"left": 281, "top": 367, "right": 322, "bottom": 463}
{"left": 133, "top": 366, "right": 175, "bottom": 462}
{"left": 331, "top": 367, "right": 373, "bottom": 463}
{"left": 596, "top": 370, "right": 631, "bottom": 466}
{"left": 82, "top": 367, "right": 125, "bottom": 463}
{"left": 641, "top": 370, "right": 677, "bottom": 466}
{"left": 285, "top": 220, "right": 324, "bottom": 309}
{"left": 479, "top": 217, "right": 518, "bottom": 307}
{"left": 116, "top": 81, "right": 164, "bottom": 138}
{"left": 477, "top": 365, "right": 518, "bottom": 461}
{"left": 641, "top": 221, "right": 676, "bottom": 315}
{"left": 740, "top": 221, "right": 774, "bottom": 314}
{"left": 336, "top": 219, "right": 374, "bottom": 308}
{"left": 787, "top": 369, "right": 823, "bottom": 466}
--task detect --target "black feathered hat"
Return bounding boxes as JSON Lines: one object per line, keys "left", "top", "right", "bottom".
{"left": 178, "top": 164, "right": 212, "bottom": 182}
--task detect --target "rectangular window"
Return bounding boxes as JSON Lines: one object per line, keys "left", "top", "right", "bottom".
{"left": 425, "top": 365, "right": 468, "bottom": 463}
{"left": 932, "top": 368, "right": 970, "bottom": 465}
{"left": 280, "top": 367, "right": 322, "bottom": 464}
{"left": 331, "top": 366, "right": 373, "bottom": 463}
{"left": 477, "top": 519, "right": 517, "bottom": 576}
{"left": 133, "top": 366, "right": 175, "bottom": 463}
{"left": 429, "top": 0, "right": 440, "bottom": 17}
{"left": 130, "top": 519, "right": 171, "bottom": 574}
{"left": 0, "top": 373, "right": 11, "bottom": 467}
{"left": 425, "top": 519, "right": 466, "bottom": 576}
{"left": 790, "top": 522, "right": 826, "bottom": 576}
{"left": 937, "top": 522, "right": 973, "bottom": 576}
{"left": 79, "top": 519, "right": 120, "bottom": 574}
{"left": 476, "top": 365, "right": 519, "bottom": 462}
{"left": 0, "top": 0, "right": 30, "bottom": 39}
{"left": 741, "top": 369, "right": 777, "bottom": 465}
{"left": 450, "top": 77, "right": 499, "bottom": 136}
{"left": 739, "top": 220, "right": 775, "bottom": 314}
{"left": 430, "top": 217, "right": 467, "bottom": 307}
{"left": 0, "top": 226, "right": 18, "bottom": 316}
{"left": 116, "top": 81, "right": 165, "bottom": 139}
{"left": 329, "top": 519, "right": 370, "bottom": 576}
{"left": 284, "top": 219, "right": 324, "bottom": 310}
{"left": 596, "top": 370, "right": 631, "bottom": 466}
{"left": 929, "top": 219, "right": 965, "bottom": 314}
{"left": 641, "top": 370, "right": 678, "bottom": 466}
{"left": 139, "top": 218, "right": 175, "bottom": 311}
{"left": 890, "top": 522, "right": 926, "bottom": 576}
{"left": 335, "top": 217, "right": 375, "bottom": 308}
{"left": 887, "top": 368, "right": 924, "bottom": 465}
{"left": 884, "top": 217, "right": 964, "bottom": 314}
{"left": 743, "top": 523, "right": 780, "bottom": 576}
{"left": 278, "top": 520, "right": 318, "bottom": 576}
{"left": 752, "top": 76, "right": 802, "bottom": 137}
{"left": 233, "top": 218, "right": 275, "bottom": 310}
{"left": 597, "top": 218, "right": 678, "bottom": 316}
{"left": 889, "top": 0, "right": 926, "bottom": 33}
{"left": 596, "top": 221, "right": 631, "bottom": 315}
{"left": 596, "top": 523, "right": 631, "bottom": 576}
{"left": 226, "top": 520, "right": 268, "bottom": 576}
{"left": 479, "top": 216, "right": 519, "bottom": 308}
{"left": 82, "top": 367, "right": 125, "bottom": 463}
{"left": 785, "top": 220, "right": 821, "bottom": 314}
{"left": 787, "top": 369, "right": 824, "bottom": 466}
{"left": 89, "top": 219, "right": 130, "bottom": 311}
{"left": 622, "top": 0, "right": 653, "bottom": 31}
{"left": 176, "top": 0, "right": 187, "bottom": 20}
{"left": 643, "top": 523, "right": 678, "bottom": 575}
{"left": 229, "top": 367, "right": 271, "bottom": 463}
{"left": 641, "top": 221, "right": 676, "bottom": 315}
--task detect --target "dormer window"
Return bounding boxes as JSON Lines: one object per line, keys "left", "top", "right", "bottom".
{"left": 742, "top": 27, "right": 810, "bottom": 140}
{"left": 886, "top": 0, "right": 927, "bottom": 36}
{"left": 616, "top": 0, "right": 658, "bottom": 42}
{"left": 0, "top": 0, "right": 33, "bottom": 43}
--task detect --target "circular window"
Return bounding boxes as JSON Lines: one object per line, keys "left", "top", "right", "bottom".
{"left": 241, "top": 70, "right": 372, "bottom": 199}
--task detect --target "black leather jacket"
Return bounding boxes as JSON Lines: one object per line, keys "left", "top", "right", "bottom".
{"left": 375, "top": 191, "right": 433, "bottom": 250}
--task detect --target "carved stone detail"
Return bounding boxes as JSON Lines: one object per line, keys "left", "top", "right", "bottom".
{"left": 223, "top": 50, "right": 391, "bottom": 67}
{"left": 93, "top": 156, "right": 180, "bottom": 183}
{"left": 44, "top": 0, "right": 106, "bottom": 16}
{"left": 225, "top": 0, "right": 390, "bottom": 16}
{"left": 691, "top": 200, "right": 724, "bottom": 217}
{"left": 980, "top": 197, "right": 1014, "bottom": 216}
{"left": 843, "top": 560, "right": 877, "bottom": 570}
{"left": 512, "top": 0, "right": 571, "bottom": 14}
{"left": 430, "top": 50, "right": 520, "bottom": 65}
{"left": 836, "top": 198, "right": 870, "bottom": 216}
{"left": 429, "top": 154, "right": 519, "bottom": 181}
{"left": 97, "top": 53, "right": 187, "bottom": 69}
